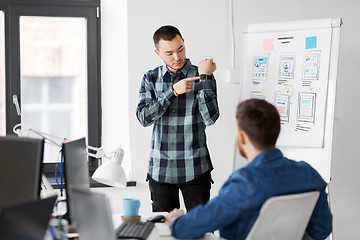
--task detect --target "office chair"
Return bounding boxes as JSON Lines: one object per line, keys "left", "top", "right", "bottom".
{"left": 246, "top": 191, "right": 320, "bottom": 240}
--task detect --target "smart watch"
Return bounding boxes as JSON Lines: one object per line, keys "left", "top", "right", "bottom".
{"left": 171, "top": 85, "right": 178, "bottom": 96}
{"left": 199, "top": 74, "right": 212, "bottom": 81}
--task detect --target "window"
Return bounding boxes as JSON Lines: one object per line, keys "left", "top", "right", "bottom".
{"left": 1, "top": 1, "right": 101, "bottom": 183}
{"left": 20, "top": 16, "right": 88, "bottom": 163}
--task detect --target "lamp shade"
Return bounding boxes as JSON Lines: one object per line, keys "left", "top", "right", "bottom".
{"left": 92, "top": 147, "right": 127, "bottom": 187}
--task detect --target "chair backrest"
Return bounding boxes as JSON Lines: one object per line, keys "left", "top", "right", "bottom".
{"left": 246, "top": 191, "right": 320, "bottom": 240}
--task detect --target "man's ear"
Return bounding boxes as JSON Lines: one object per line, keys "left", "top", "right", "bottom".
{"left": 238, "top": 131, "right": 246, "bottom": 145}
{"left": 154, "top": 49, "right": 160, "bottom": 57}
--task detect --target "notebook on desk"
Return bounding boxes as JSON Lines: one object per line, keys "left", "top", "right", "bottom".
{"left": 71, "top": 188, "right": 154, "bottom": 240}
{"left": 0, "top": 196, "right": 57, "bottom": 240}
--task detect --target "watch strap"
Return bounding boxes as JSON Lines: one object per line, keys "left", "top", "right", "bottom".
{"left": 199, "top": 74, "right": 213, "bottom": 81}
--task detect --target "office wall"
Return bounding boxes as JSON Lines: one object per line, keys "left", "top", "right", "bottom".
{"left": 101, "top": 0, "right": 360, "bottom": 238}
{"left": 126, "top": 0, "right": 238, "bottom": 196}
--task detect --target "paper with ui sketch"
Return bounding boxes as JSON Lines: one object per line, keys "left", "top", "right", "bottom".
{"left": 278, "top": 53, "right": 296, "bottom": 79}
{"left": 275, "top": 92, "right": 290, "bottom": 123}
{"left": 297, "top": 92, "right": 316, "bottom": 123}
{"left": 303, "top": 51, "right": 321, "bottom": 80}
{"left": 252, "top": 54, "right": 269, "bottom": 80}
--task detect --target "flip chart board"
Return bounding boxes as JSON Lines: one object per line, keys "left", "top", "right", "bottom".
{"left": 234, "top": 18, "right": 342, "bottom": 183}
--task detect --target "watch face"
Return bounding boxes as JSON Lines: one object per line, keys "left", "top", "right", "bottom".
{"left": 200, "top": 74, "right": 211, "bottom": 81}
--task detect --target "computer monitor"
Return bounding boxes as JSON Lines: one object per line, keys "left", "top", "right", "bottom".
{"left": 62, "top": 137, "right": 90, "bottom": 224}
{"left": 71, "top": 188, "right": 116, "bottom": 240}
{"left": 0, "top": 135, "right": 44, "bottom": 208}
{"left": 0, "top": 195, "right": 57, "bottom": 240}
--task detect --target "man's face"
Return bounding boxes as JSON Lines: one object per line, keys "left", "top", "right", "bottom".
{"left": 155, "top": 35, "right": 186, "bottom": 74}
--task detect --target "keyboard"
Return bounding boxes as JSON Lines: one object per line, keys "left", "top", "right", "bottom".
{"left": 116, "top": 221, "right": 155, "bottom": 240}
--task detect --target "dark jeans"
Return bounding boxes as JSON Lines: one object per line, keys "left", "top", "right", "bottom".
{"left": 147, "top": 171, "right": 213, "bottom": 212}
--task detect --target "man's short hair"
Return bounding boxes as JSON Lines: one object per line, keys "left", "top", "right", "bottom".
{"left": 153, "top": 25, "right": 182, "bottom": 49}
{"left": 236, "top": 99, "right": 280, "bottom": 150}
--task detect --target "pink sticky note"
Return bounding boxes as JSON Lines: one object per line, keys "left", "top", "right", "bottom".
{"left": 276, "top": 107, "right": 285, "bottom": 114}
{"left": 262, "top": 39, "right": 273, "bottom": 50}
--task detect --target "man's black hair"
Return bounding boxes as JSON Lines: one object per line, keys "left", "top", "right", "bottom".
{"left": 153, "top": 25, "right": 183, "bottom": 48}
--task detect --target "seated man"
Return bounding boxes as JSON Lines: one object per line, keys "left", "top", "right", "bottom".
{"left": 166, "top": 99, "right": 332, "bottom": 240}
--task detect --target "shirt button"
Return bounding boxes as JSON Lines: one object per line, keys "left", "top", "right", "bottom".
{"left": 172, "top": 109, "right": 176, "bottom": 113}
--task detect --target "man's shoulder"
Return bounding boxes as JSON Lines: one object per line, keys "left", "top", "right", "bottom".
{"left": 145, "top": 65, "right": 162, "bottom": 76}
{"left": 287, "top": 158, "right": 314, "bottom": 169}
{"left": 143, "top": 66, "right": 164, "bottom": 83}
{"left": 285, "top": 157, "right": 326, "bottom": 181}
{"left": 184, "top": 59, "right": 198, "bottom": 72}
{"left": 189, "top": 61, "right": 198, "bottom": 69}
{"left": 229, "top": 167, "right": 252, "bottom": 183}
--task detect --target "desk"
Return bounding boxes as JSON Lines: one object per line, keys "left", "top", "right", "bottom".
{"left": 112, "top": 213, "right": 224, "bottom": 240}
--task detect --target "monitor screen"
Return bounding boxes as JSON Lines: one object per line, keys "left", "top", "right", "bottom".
{"left": 62, "top": 137, "right": 90, "bottom": 224}
{"left": 0, "top": 136, "right": 44, "bottom": 208}
{"left": 0, "top": 196, "right": 57, "bottom": 240}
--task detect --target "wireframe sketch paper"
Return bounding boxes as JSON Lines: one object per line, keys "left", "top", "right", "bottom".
{"left": 303, "top": 51, "right": 321, "bottom": 80}
{"left": 278, "top": 53, "right": 296, "bottom": 79}
{"left": 253, "top": 54, "right": 269, "bottom": 81}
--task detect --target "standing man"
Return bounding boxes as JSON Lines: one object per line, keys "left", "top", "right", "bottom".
{"left": 166, "top": 99, "right": 332, "bottom": 240}
{"left": 136, "top": 25, "right": 220, "bottom": 212}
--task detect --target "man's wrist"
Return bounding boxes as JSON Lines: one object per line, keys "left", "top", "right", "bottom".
{"left": 171, "top": 85, "right": 178, "bottom": 96}
{"left": 199, "top": 74, "right": 213, "bottom": 81}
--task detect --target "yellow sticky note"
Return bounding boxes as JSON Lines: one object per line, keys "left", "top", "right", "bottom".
{"left": 309, "top": 85, "right": 317, "bottom": 92}
{"left": 261, "top": 90, "right": 268, "bottom": 96}
{"left": 296, "top": 64, "right": 303, "bottom": 71}
{"left": 281, "top": 83, "right": 293, "bottom": 96}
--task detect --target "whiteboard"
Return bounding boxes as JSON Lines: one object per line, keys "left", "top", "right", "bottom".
{"left": 235, "top": 18, "right": 342, "bottom": 183}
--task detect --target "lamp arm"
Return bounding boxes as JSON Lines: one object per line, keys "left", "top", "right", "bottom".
{"left": 13, "top": 123, "right": 63, "bottom": 147}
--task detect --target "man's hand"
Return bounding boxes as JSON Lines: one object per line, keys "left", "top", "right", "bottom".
{"left": 198, "top": 58, "right": 217, "bottom": 75}
{"left": 166, "top": 208, "right": 185, "bottom": 224}
{"left": 172, "top": 76, "right": 199, "bottom": 95}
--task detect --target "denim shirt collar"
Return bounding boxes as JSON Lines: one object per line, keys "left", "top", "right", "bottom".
{"left": 162, "top": 58, "right": 192, "bottom": 77}
{"left": 247, "top": 148, "right": 283, "bottom": 167}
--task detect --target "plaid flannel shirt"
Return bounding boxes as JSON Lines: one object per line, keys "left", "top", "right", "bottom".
{"left": 136, "top": 59, "right": 220, "bottom": 184}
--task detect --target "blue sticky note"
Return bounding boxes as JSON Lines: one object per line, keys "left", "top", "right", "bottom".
{"left": 305, "top": 36, "right": 317, "bottom": 49}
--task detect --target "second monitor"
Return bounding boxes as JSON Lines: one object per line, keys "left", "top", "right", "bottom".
{"left": 62, "top": 137, "right": 90, "bottom": 225}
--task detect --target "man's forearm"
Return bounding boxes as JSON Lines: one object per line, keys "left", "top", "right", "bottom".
{"left": 197, "top": 78, "right": 220, "bottom": 126}
{"left": 136, "top": 87, "right": 176, "bottom": 127}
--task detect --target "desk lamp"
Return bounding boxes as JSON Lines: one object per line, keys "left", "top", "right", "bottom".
{"left": 89, "top": 146, "right": 127, "bottom": 187}
{"left": 13, "top": 123, "right": 127, "bottom": 187}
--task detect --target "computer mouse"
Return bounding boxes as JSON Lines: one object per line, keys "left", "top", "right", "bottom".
{"left": 146, "top": 214, "right": 166, "bottom": 223}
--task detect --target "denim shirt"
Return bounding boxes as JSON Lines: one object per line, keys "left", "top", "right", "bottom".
{"left": 170, "top": 148, "right": 332, "bottom": 240}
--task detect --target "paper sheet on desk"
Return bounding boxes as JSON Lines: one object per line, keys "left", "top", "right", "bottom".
{"left": 155, "top": 223, "right": 172, "bottom": 236}
{"left": 155, "top": 224, "right": 224, "bottom": 239}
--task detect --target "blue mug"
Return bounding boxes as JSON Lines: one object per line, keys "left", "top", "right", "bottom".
{"left": 123, "top": 198, "right": 140, "bottom": 218}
